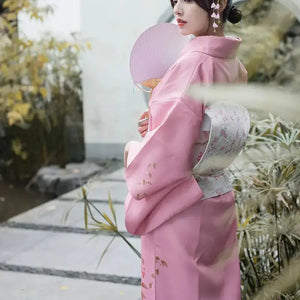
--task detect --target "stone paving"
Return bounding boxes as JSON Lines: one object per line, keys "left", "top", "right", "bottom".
{"left": 0, "top": 168, "right": 141, "bottom": 300}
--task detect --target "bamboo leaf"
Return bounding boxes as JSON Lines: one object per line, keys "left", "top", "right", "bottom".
{"left": 108, "top": 191, "right": 117, "bottom": 226}
{"left": 96, "top": 236, "right": 116, "bottom": 269}
{"left": 84, "top": 201, "right": 88, "bottom": 230}
{"left": 102, "top": 212, "right": 116, "bottom": 229}
{"left": 62, "top": 198, "right": 81, "bottom": 225}
{"left": 243, "top": 216, "right": 252, "bottom": 228}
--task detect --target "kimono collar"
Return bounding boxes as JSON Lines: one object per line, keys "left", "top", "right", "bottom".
{"left": 181, "top": 35, "right": 242, "bottom": 59}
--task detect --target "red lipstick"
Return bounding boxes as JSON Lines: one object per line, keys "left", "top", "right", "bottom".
{"left": 177, "top": 18, "right": 187, "bottom": 26}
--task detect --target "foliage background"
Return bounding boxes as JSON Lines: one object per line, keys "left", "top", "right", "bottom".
{"left": 0, "top": 0, "right": 89, "bottom": 181}
{"left": 232, "top": 115, "right": 300, "bottom": 299}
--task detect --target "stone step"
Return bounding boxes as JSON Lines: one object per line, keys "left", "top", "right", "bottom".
{"left": 0, "top": 270, "right": 140, "bottom": 300}
{"left": 100, "top": 168, "right": 126, "bottom": 182}
{"left": 5, "top": 198, "right": 129, "bottom": 232}
{"left": 59, "top": 180, "right": 128, "bottom": 202}
{"left": 0, "top": 168, "right": 142, "bottom": 299}
{"left": 0, "top": 228, "right": 140, "bottom": 278}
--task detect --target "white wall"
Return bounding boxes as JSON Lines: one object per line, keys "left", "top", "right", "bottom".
{"left": 81, "top": 0, "right": 169, "bottom": 160}
{"left": 18, "top": 0, "right": 81, "bottom": 40}
{"left": 18, "top": 0, "right": 170, "bottom": 160}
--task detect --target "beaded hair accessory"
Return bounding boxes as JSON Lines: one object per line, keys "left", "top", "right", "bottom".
{"left": 211, "top": 0, "right": 220, "bottom": 32}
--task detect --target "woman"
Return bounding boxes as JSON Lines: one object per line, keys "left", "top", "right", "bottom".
{"left": 124, "top": 0, "right": 247, "bottom": 299}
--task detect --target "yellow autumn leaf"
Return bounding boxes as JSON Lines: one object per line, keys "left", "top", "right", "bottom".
{"left": 30, "top": 11, "right": 39, "bottom": 20}
{"left": 1, "top": 64, "right": 9, "bottom": 76}
{"left": 40, "top": 87, "right": 47, "bottom": 98}
{"left": 21, "top": 151, "right": 28, "bottom": 160}
{"left": 242, "top": 216, "right": 251, "bottom": 228}
{"left": 7, "top": 111, "right": 23, "bottom": 126}
{"left": 6, "top": 13, "right": 17, "bottom": 21}
{"left": 86, "top": 42, "right": 92, "bottom": 50}
{"left": 63, "top": 42, "right": 71, "bottom": 48}
{"left": 20, "top": 85, "right": 35, "bottom": 94}
{"left": 73, "top": 44, "right": 80, "bottom": 51}
{"left": 57, "top": 42, "right": 70, "bottom": 52}
{"left": 15, "top": 91, "right": 22, "bottom": 101}
{"left": 38, "top": 54, "right": 49, "bottom": 64}
{"left": 27, "top": 40, "right": 33, "bottom": 47}
{"left": 7, "top": 98, "right": 15, "bottom": 107}
{"left": 11, "top": 138, "right": 23, "bottom": 155}
{"left": 23, "top": 1, "right": 30, "bottom": 8}
{"left": 11, "top": 139, "right": 27, "bottom": 159}
{"left": 13, "top": 103, "right": 31, "bottom": 117}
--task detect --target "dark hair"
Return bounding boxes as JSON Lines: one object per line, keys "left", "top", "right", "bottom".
{"left": 170, "top": 0, "right": 242, "bottom": 24}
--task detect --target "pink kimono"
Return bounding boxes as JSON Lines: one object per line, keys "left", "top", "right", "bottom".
{"left": 124, "top": 35, "right": 248, "bottom": 300}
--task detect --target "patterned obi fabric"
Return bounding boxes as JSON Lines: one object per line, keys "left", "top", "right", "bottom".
{"left": 192, "top": 103, "right": 250, "bottom": 199}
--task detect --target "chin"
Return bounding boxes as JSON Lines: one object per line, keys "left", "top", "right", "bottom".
{"left": 179, "top": 29, "right": 192, "bottom": 36}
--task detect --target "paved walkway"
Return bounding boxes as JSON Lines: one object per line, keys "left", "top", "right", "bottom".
{"left": 0, "top": 168, "right": 141, "bottom": 300}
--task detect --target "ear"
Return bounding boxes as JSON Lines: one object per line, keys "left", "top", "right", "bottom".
{"left": 219, "top": 0, "right": 228, "bottom": 13}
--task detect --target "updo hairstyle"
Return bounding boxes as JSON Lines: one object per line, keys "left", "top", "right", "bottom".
{"left": 170, "top": 0, "right": 243, "bottom": 24}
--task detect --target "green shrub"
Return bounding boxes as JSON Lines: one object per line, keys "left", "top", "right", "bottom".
{"left": 233, "top": 115, "right": 300, "bottom": 299}
{"left": 0, "top": 0, "right": 90, "bottom": 181}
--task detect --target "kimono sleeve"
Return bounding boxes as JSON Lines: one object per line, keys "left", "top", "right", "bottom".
{"left": 124, "top": 100, "right": 204, "bottom": 201}
{"left": 124, "top": 95, "right": 207, "bottom": 235}
{"left": 124, "top": 56, "right": 206, "bottom": 200}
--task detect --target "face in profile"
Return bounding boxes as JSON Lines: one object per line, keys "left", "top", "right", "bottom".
{"left": 172, "top": 0, "right": 211, "bottom": 36}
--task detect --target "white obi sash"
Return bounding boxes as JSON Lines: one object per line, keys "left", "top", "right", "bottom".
{"left": 192, "top": 103, "right": 250, "bottom": 199}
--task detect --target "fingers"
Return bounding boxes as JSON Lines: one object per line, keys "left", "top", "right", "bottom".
{"left": 139, "top": 130, "right": 147, "bottom": 137}
{"left": 138, "top": 129, "right": 147, "bottom": 138}
{"left": 138, "top": 118, "right": 149, "bottom": 126}
{"left": 138, "top": 123, "right": 148, "bottom": 132}
{"left": 138, "top": 110, "right": 149, "bottom": 138}
{"left": 139, "top": 110, "right": 149, "bottom": 120}
{"left": 138, "top": 123, "right": 148, "bottom": 131}
{"left": 138, "top": 124, "right": 148, "bottom": 137}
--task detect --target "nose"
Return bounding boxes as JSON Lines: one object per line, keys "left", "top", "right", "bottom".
{"left": 173, "top": 1, "right": 183, "bottom": 17}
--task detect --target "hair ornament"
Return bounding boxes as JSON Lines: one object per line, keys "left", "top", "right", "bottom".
{"left": 210, "top": 0, "right": 220, "bottom": 32}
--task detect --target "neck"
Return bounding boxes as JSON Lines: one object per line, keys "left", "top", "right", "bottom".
{"left": 207, "top": 19, "right": 225, "bottom": 37}
{"left": 194, "top": 27, "right": 225, "bottom": 37}
{"left": 206, "top": 12, "right": 225, "bottom": 37}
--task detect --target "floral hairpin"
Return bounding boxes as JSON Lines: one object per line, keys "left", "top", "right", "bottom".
{"left": 211, "top": 0, "right": 220, "bottom": 32}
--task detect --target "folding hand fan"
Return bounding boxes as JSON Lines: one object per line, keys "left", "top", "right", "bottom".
{"left": 130, "top": 23, "right": 189, "bottom": 92}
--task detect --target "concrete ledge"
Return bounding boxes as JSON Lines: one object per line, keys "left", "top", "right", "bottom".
{"left": 6, "top": 198, "right": 128, "bottom": 232}
{"left": 0, "top": 270, "right": 140, "bottom": 300}
{"left": 0, "top": 264, "right": 140, "bottom": 285}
